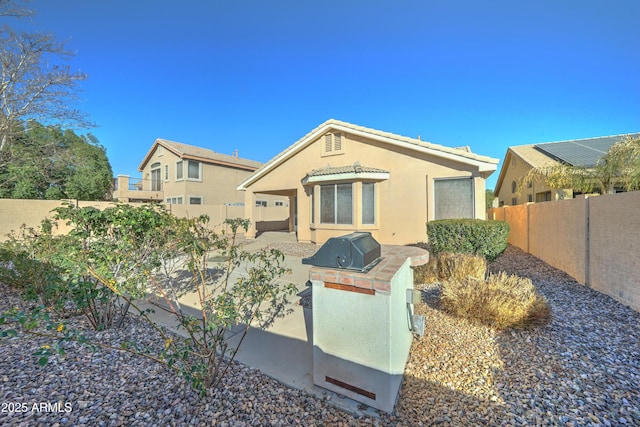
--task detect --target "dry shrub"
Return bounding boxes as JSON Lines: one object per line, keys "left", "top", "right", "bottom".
{"left": 436, "top": 252, "right": 486, "bottom": 282}
{"left": 441, "top": 272, "right": 551, "bottom": 329}
{"left": 413, "top": 260, "right": 440, "bottom": 284}
{"left": 414, "top": 252, "right": 487, "bottom": 285}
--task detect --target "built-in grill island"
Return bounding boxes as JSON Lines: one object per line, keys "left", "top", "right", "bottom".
{"left": 302, "top": 232, "right": 383, "bottom": 272}
{"left": 304, "top": 232, "right": 429, "bottom": 414}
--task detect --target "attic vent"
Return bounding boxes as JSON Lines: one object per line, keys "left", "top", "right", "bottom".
{"left": 323, "top": 133, "right": 343, "bottom": 154}
{"left": 325, "top": 134, "right": 333, "bottom": 152}
{"left": 334, "top": 133, "right": 342, "bottom": 151}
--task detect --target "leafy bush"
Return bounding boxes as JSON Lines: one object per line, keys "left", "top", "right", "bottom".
{"left": 0, "top": 224, "right": 70, "bottom": 311}
{"left": 1, "top": 205, "right": 297, "bottom": 396}
{"left": 441, "top": 272, "right": 551, "bottom": 329}
{"left": 427, "top": 219, "right": 509, "bottom": 261}
{"left": 414, "top": 252, "right": 486, "bottom": 284}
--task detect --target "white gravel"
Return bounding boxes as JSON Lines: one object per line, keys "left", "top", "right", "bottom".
{"left": 0, "top": 244, "right": 638, "bottom": 426}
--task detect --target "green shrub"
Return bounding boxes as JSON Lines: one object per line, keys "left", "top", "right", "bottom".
{"left": 414, "top": 252, "right": 486, "bottom": 285}
{"left": 441, "top": 272, "right": 551, "bottom": 329}
{"left": 427, "top": 219, "right": 509, "bottom": 261}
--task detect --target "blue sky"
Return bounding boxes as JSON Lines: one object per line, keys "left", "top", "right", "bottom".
{"left": 20, "top": 0, "right": 640, "bottom": 190}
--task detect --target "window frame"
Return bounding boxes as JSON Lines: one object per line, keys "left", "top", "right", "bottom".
{"left": 176, "top": 161, "right": 183, "bottom": 181}
{"left": 255, "top": 200, "right": 268, "bottom": 207}
{"left": 433, "top": 177, "right": 474, "bottom": 220}
{"left": 188, "top": 196, "right": 203, "bottom": 205}
{"left": 187, "top": 160, "right": 201, "bottom": 181}
{"left": 361, "top": 182, "right": 376, "bottom": 225}
{"left": 320, "top": 182, "right": 353, "bottom": 225}
{"left": 166, "top": 196, "right": 183, "bottom": 205}
{"left": 150, "top": 162, "right": 162, "bottom": 192}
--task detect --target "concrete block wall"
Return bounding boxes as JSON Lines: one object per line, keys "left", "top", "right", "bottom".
{"left": 488, "top": 191, "right": 640, "bottom": 312}
{"left": 0, "top": 199, "right": 284, "bottom": 241}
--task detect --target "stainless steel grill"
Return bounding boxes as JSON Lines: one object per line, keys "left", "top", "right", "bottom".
{"left": 302, "top": 232, "right": 382, "bottom": 272}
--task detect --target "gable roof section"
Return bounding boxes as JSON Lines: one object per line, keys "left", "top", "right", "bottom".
{"left": 494, "top": 145, "right": 560, "bottom": 194}
{"left": 237, "top": 119, "right": 499, "bottom": 190}
{"left": 138, "top": 138, "right": 262, "bottom": 171}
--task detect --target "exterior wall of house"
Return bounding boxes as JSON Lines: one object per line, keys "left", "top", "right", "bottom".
{"left": 496, "top": 151, "right": 569, "bottom": 206}
{"left": 243, "top": 131, "right": 488, "bottom": 245}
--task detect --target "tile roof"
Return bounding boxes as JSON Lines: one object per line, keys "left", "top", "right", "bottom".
{"left": 306, "top": 163, "right": 389, "bottom": 178}
{"left": 152, "top": 139, "right": 262, "bottom": 170}
{"left": 510, "top": 145, "right": 559, "bottom": 168}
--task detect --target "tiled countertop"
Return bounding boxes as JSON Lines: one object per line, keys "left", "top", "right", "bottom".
{"left": 309, "top": 245, "right": 429, "bottom": 294}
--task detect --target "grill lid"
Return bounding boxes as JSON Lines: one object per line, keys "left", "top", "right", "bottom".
{"left": 302, "top": 232, "right": 383, "bottom": 272}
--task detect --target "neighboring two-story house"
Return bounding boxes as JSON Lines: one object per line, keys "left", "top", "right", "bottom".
{"left": 494, "top": 133, "right": 639, "bottom": 206}
{"left": 113, "top": 138, "right": 270, "bottom": 206}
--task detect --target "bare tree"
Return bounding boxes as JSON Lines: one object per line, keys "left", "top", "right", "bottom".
{"left": 0, "top": 0, "right": 91, "bottom": 154}
{"left": 0, "top": 0, "right": 33, "bottom": 18}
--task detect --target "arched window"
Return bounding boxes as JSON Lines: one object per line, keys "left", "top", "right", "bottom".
{"left": 511, "top": 180, "right": 517, "bottom": 193}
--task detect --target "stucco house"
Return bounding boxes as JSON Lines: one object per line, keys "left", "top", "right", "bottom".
{"left": 113, "top": 138, "right": 285, "bottom": 206}
{"left": 237, "top": 119, "right": 499, "bottom": 245}
{"left": 494, "top": 133, "right": 639, "bottom": 206}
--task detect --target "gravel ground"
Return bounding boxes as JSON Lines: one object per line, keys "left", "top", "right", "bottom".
{"left": 1, "top": 245, "right": 639, "bottom": 426}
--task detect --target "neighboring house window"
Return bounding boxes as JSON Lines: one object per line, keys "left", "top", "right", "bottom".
{"left": 536, "top": 191, "right": 552, "bottom": 202}
{"left": 362, "top": 182, "right": 375, "bottom": 224}
{"left": 434, "top": 178, "right": 473, "bottom": 220}
{"left": 187, "top": 160, "right": 201, "bottom": 180}
{"left": 511, "top": 197, "right": 517, "bottom": 205}
{"left": 166, "top": 197, "right": 183, "bottom": 204}
{"left": 527, "top": 181, "right": 532, "bottom": 189}
{"left": 150, "top": 162, "right": 162, "bottom": 191}
{"left": 176, "top": 161, "right": 183, "bottom": 180}
{"left": 320, "top": 183, "right": 353, "bottom": 224}
{"left": 511, "top": 180, "right": 517, "bottom": 193}
{"left": 189, "top": 196, "right": 203, "bottom": 205}
{"left": 255, "top": 200, "right": 268, "bottom": 207}
{"left": 275, "top": 200, "right": 284, "bottom": 207}
{"left": 323, "top": 133, "right": 343, "bottom": 155}
{"left": 164, "top": 165, "right": 169, "bottom": 181}
{"left": 528, "top": 194, "right": 533, "bottom": 203}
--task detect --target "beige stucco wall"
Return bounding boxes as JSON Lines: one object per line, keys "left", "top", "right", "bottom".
{"left": 528, "top": 196, "right": 587, "bottom": 284}
{"left": 244, "top": 132, "right": 489, "bottom": 245}
{"left": 488, "top": 192, "right": 639, "bottom": 312}
{"left": 0, "top": 199, "right": 283, "bottom": 242}
{"left": 504, "top": 203, "right": 529, "bottom": 251}
{"left": 588, "top": 192, "right": 640, "bottom": 311}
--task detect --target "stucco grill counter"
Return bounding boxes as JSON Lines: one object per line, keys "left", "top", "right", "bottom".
{"left": 305, "top": 232, "right": 429, "bottom": 414}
